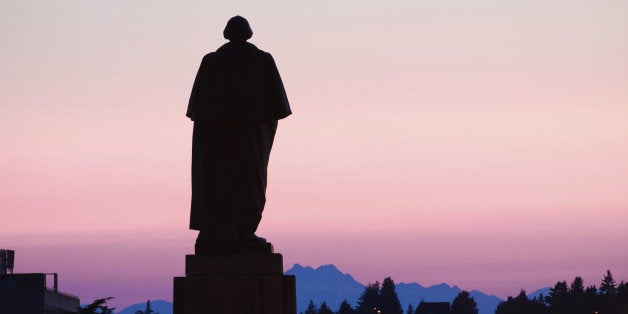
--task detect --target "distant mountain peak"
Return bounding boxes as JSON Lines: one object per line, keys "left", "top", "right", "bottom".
{"left": 317, "top": 264, "right": 339, "bottom": 271}
{"left": 289, "top": 263, "right": 340, "bottom": 272}
{"left": 397, "top": 282, "right": 425, "bottom": 289}
{"left": 290, "top": 263, "right": 309, "bottom": 270}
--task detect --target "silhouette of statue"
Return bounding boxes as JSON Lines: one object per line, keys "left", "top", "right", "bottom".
{"left": 186, "top": 16, "right": 291, "bottom": 253}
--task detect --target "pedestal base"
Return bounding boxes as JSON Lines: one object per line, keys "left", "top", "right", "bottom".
{"left": 173, "top": 250, "right": 296, "bottom": 314}
{"left": 174, "top": 273, "right": 295, "bottom": 314}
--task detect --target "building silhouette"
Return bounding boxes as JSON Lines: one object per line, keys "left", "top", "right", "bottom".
{"left": 0, "top": 249, "right": 80, "bottom": 314}
{"left": 416, "top": 301, "right": 451, "bottom": 314}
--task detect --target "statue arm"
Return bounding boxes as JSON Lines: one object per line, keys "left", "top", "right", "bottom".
{"left": 265, "top": 53, "right": 291, "bottom": 119}
{"left": 186, "top": 55, "right": 210, "bottom": 120}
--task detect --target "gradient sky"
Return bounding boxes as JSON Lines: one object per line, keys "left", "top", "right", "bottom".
{"left": 2, "top": 0, "right": 628, "bottom": 310}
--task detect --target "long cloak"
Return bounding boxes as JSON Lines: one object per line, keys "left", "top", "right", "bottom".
{"left": 187, "top": 42, "right": 291, "bottom": 232}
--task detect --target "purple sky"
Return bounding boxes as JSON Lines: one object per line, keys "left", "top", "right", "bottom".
{"left": 2, "top": 1, "right": 628, "bottom": 309}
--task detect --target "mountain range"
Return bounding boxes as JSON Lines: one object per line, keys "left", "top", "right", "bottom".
{"left": 286, "top": 263, "right": 507, "bottom": 314}
{"left": 115, "top": 263, "right": 551, "bottom": 314}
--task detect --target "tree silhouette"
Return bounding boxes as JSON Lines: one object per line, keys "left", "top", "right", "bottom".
{"left": 495, "top": 290, "right": 545, "bottom": 314}
{"left": 600, "top": 270, "right": 617, "bottom": 295}
{"left": 562, "top": 276, "right": 589, "bottom": 314}
{"left": 319, "top": 302, "right": 333, "bottom": 314}
{"left": 380, "top": 277, "right": 403, "bottom": 314}
{"left": 77, "top": 297, "right": 114, "bottom": 314}
{"left": 570, "top": 277, "right": 585, "bottom": 296}
{"left": 450, "top": 291, "right": 478, "bottom": 314}
{"left": 616, "top": 281, "right": 628, "bottom": 314}
{"left": 305, "top": 300, "right": 317, "bottom": 314}
{"left": 583, "top": 284, "right": 599, "bottom": 311}
{"left": 495, "top": 273, "right": 628, "bottom": 314}
{"left": 529, "top": 293, "right": 549, "bottom": 314}
{"left": 546, "top": 280, "right": 569, "bottom": 314}
{"left": 406, "top": 304, "right": 414, "bottom": 314}
{"left": 135, "top": 300, "right": 158, "bottom": 314}
{"left": 338, "top": 299, "right": 356, "bottom": 314}
{"left": 356, "top": 281, "right": 380, "bottom": 314}
{"left": 100, "top": 305, "right": 115, "bottom": 314}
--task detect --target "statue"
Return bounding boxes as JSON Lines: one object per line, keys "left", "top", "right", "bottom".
{"left": 186, "top": 16, "right": 291, "bottom": 253}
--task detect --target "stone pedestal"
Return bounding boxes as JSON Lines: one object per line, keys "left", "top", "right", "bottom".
{"left": 173, "top": 244, "right": 296, "bottom": 314}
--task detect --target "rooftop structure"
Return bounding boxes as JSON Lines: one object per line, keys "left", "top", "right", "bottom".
{"left": 0, "top": 249, "right": 80, "bottom": 314}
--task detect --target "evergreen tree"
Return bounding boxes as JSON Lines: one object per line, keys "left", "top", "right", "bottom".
{"left": 406, "top": 304, "right": 414, "bottom": 314}
{"left": 77, "top": 297, "right": 114, "bottom": 314}
{"left": 566, "top": 277, "right": 589, "bottom": 314}
{"left": 100, "top": 305, "right": 115, "bottom": 314}
{"left": 618, "top": 281, "right": 627, "bottom": 294}
{"left": 546, "top": 280, "right": 569, "bottom": 314}
{"left": 305, "top": 300, "right": 318, "bottom": 314}
{"left": 570, "top": 277, "right": 585, "bottom": 296}
{"left": 319, "top": 302, "right": 333, "bottom": 314}
{"left": 584, "top": 285, "right": 600, "bottom": 313}
{"left": 495, "top": 274, "right": 626, "bottom": 314}
{"left": 530, "top": 293, "right": 548, "bottom": 314}
{"left": 616, "top": 281, "right": 628, "bottom": 314}
{"left": 356, "top": 282, "right": 380, "bottom": 314}
{"left": 495, "top": 291, "right": 524, "bottom": 314}
{"left": 135, "top": 300, "right": 158, "bottom": 314}
{"left": 494, "top": 296, "right": 514, "bottom": 314}
{"left": 531, "top": 293, "right": 543, "bottom": 302}
{"left": 380, "top": 277, "right": 403, "bottom": 314}
{"left": 450, "top": 291, "right": 478, "bottom": 314}
{"left": 600, "top": 270, "right": 617, "bottom": 295}
{"left": 495, "top": 290, "right": 546, "bottom": 314}
{"left": 338, "top": 300, "right": 356, "bottom": 314}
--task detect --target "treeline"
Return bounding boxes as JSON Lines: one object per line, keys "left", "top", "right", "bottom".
{"left": 302, "top": 277, "right": 479, "bottom": 314}
{"left": 302, "top": 270, "right": 627, "bottom": 314}
{"left": 496, "top": 270, "right": 628, "bottom": 314}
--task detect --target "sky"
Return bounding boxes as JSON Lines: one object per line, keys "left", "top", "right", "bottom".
{"left": 1, "top": 0, "right": 628, "bottom": 310}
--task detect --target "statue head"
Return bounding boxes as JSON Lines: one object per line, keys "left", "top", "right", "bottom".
{"left": 223, "top": 16, "right": 253, "bottom": 42}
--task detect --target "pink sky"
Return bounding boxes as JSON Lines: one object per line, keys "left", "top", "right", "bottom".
{"left": 2, "top": 0, "right": 628, "bottom": 309}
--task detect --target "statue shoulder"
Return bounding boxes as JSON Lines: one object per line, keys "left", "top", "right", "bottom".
{"left": 202, "top": 52, "right": 217, "bottom": 61}
{"left": 245, "top": 43, "right": 271, "bottom": 59}
{"left": 254, "top": 50, "right": 276, "bottom": 66}
{"left": 255, "top": 48, "right": 272, "bottom": 59}
{"left": 198, "top": 52, "right": 219, "bottom": 69}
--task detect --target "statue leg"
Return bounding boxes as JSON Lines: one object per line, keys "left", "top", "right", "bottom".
{"left": 190, "top": 119, "right": 278, "bottom": 250}
{"left": 235, "top": 119, "right": 278, "bottom": 242}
